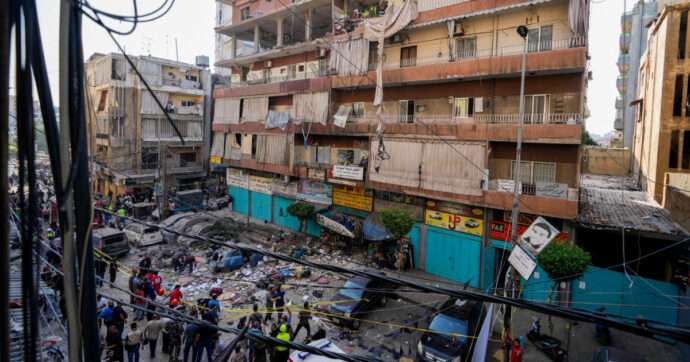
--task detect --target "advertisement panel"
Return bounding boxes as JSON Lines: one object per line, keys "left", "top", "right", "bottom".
{"left": 210, "top": 156, "right": 222, "bottom": 164}
{"left": 307, "top": 168, "right": 326, "bottom": 181}
{"left": 425, "top": 209, "right": 483, "bottom": 237}
{"left": 226, "top": 168, "right": 248, "bottom": 189}
{"left": 508, "top": 245, "right": 537, "bottom": 280}
{"left": 332, "top": 185, "right": 373, "bottom": 212}
{"left": 425, "top": 200, "right": 484, "bottom": 218}
{"left": 490, "top": 221, "right": 568, "bottom": 243}
{"left": 249, "top": 176, "right": 273, "bottom": 195}
{"left": 332, "top": 165, "right": 364, "bottom": 180}
{"left": 519, "top": 217, "right": 560, "bottom": 257}
{"left": 296, "top": 179, "right": 332, "bottom": 205}
{"left": 271, "top": 179, "right": 298, "bottom": 199}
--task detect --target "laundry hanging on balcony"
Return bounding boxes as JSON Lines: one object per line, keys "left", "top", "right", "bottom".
{"left": 265, "top": 110, "right": 290, "bottom": 131}
{"left": 210, "top": 132, "right": 225, "bottom": 157}
{"left": 333, "top": 105, "right": 353, "bottom": 128}
{"left": 224, "top": 133, "right": 242, "bottom": 160}
{"left": 329, "top": 37, "right": 370, "bottom": 77}
{"left": 290, "top": 91, "right": 329, "bottom": 125}
{"left": 241, "top": 96, "right": 269, "bottom": 123}
{"left": 140, "top": 91, "right": 169, "bottom": 115}
{"left": 214, "top": 98, "right": 241, "bottom": 124}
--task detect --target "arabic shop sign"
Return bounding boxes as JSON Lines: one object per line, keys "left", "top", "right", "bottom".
{"left": 332, "top": 185, "right": 373, "bottom": 212}
{"left": 332, "top": 165, "right": 364, "bottom": 180}
{"left": 296, "top": 179, "right": 332, "bottom": 205}
{"left": 226, "top": 168, "right": 248, "bottom": 189}
{"left": 271, "top": 179, "right": 298, "bottom": 199}
{"left": 425, "top": 200, "right": 484, "bottom": 218}
{"left": 425, "top": 209, "right": 483, "bottom": 237}
{"left": 249, "top": 176, "right": 273, "bottom": 195}
{"left": 490, "top": 221, "right": 568, "bottom": 243}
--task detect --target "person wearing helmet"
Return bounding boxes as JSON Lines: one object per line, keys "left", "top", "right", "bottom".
{"left": 169, "top": 285, "right": 182, "bottom": 307}
{"left": 274, "top": 324, "right": 291, "bottom": 362}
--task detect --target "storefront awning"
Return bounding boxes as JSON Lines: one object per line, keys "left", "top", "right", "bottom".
{"left": 316, "top": 210, "right": 354, "bottom": 238}
{"left": 363, "top": 212, "right": 394, "bottom": 241}
{"left": 174, "top": 172, "right": 206, "bottom": 180}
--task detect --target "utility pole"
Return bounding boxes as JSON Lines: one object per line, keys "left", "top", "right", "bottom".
{"left": 162, "top": 144, "right": 168, "bottom": 217}
{"left": 504, "top": 25, "right": 529, "bottom": 362}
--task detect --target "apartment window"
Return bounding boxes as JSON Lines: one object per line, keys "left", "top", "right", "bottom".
{"left": 681, "top": 130, "right": 690, "bottom": 170}
{"left": 368, "top": 44, "right": 378, "bottom": 71}
{"left": 527, "top": 25, "right": 553, "bottom": 53}
{"left": 111, "top": 59, "right": 124, "bottom": 80}
{"left": 179, "top": 152, "right": 197, "bottom": 167}
{"left": 353, "top": 102, "right": 365, "bottom": 118}
{"left": 298, "top": 64, "right": 305, "bottom": 72}
{"left": 673, "top": 74, "right": 684, "bottom": 117}
{"left": 251, "top": 134, "right": 258, "bottom": 159}
{"left": 141, "top": 151, "right": 158, "bottom": 170}
{"left": 400, "top": 46, "right": 417, "bottom": 68}
{"left": 399, "top": 100, "right": 415, "bottom": 123}
{"left": 680, "top": 10, "right": 688, "bottom": 60}
{"left": 455, "top": 37, "right": 476, "bottom": 59}
{"left": 524, "top": 94, "right": 550, "bottom": 123}
{"left": 670, "top": 130, "right": 680, "bottom": 168}
{"left": 181, "top": 100, "right": 197, "bottom": 107}
{"left": 453, "top": 97, "right": 474, "bottom": 118}
{"left": 310, "top": 146, "right": 331, "bottom": 164}
{"left": 511, "top": 161, "right": 556, "bottom": 184}
{"left": 185, "top": 74, "right": 197, "bottom": 82}
{"left": 318, "top": 59, "right": 329, "bottom": 75}
{"left": 97, "top": 90, "right": 108, "bottom": 112}
{"left": 240, "top": 7, "right": 250, "bottom": 21}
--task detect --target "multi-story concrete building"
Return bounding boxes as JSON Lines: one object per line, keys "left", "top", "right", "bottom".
{"left": 211, "top": 0, "right": 589, "bottom": 289}
{"left": 85, "top": 53, "right": 211, "bottom": 199}
{"left": 634, "top": 2, "right": 690, "bottom": 202}
{"left": 614, "top": 0, "right": 657, "bottom": 150}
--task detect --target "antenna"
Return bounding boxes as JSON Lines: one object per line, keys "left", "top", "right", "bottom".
{"left": 142, "top": 36, "right": 155, "bottom": 56}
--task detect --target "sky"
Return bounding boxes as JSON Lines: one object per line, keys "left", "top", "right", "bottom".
{"left": 31, "top": 0, "right": 631, "bottom": 136}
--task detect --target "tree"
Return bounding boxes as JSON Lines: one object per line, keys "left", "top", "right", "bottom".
{"left": 537, "top": 242, "right": 591, "bottom": 302}
{"left": 582, "top": 130, "right": 599, "bottom": 146}
{"left": 287, "top": 201, "right": 315, "bottom": 233}
{"left": 380, "top": 208, "right": 414, "bottom": 240}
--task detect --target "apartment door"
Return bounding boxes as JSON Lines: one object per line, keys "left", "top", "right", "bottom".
{"left": 400, "top": 46, "right": 417, "bottom": 67}
{"left": 527, "top": 25, "right": 553, "bottom": 53}
{"left": 399, "top": 100, "right": 415, "bottom": 123}
{"left": 525, "top": 94, "right": 550, "bottom": 123}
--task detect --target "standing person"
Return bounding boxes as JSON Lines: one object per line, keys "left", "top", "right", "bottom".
{"left": 134, "top": 286, "right": 146, "bottom": 321}
{"left": 169, "top": 315, "right": 185, "bottom": 362}
{"left": 161, "top": 316, "right": 173, "bottom": 355}
{"left": 145, "top": 314, "right": 165, "bottom": 359}
{"left": 183, "top": 322, "right": 200, "bottom": 362}
{"left": 510, "top": 338, "right": 523, "bottom": 362}
{"left": 194, "top": 324, "right": 215, "bottom": 362}
{"left": 100, "top": 300, "right": 115, "bottom": 329}
{"left": 264, "top": 286, "right": 275, "bottom": 321}
{"left": 183, "top": 254, "right": 196, "bottom": 273}
{"left": 104, "top": 325, "right": 124, "bottom": 362}
{"left": 293, "top": 302, "right": 311, "bottom": 340}
{"left": 151, "top": 271, "right": 162, "bottom": 294}
{"left": 212, "top": 335, "right": 227, "bottom": 359}
{"left": 95, "top": 257, "right": 107, "bottom": 287}
{"left": 172, "top": 250, "right": 184, "bottom": 272}
{"left": 113, "top": 302, "right": 128, "bottom": 336}
{"left": 205, "top": 304, "right": 219, "bottom": 326}
{"left": 170, "top": 285, "right": 183, "bottom": 306}
{"left": 108, "top": 261, "right": 118, "bottom": 285}
{"left": 274, "top": 325, "right": 291, "bottom": 362}
{"left": 207, "top": 294, "right": 220, "bottom": 312}
{"left": 248, "top": 321, "right": 266, "bottom": 362}
{"left": 117, "top": 206, "right": 126, "bottom": 227}
{"left": 139, "top": 255, "right": 152, "bottom": 275}
{"left": 248, "top": 304, "right": 263, "bottom": 327}
{"left": 125, "top": 323, "right": 143, "bottom": 362}
{"left": 271, "top": 287, "right": 285, "bottom": 321}
{"left": 129, "top": 269, "right": 141, "bottom": 304}
{"left": 105, "top": 203, "right": 113, "bottom": 225}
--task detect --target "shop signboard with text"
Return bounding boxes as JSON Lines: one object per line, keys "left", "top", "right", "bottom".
{"left": 272, "top": 179, "right": 298, "bottom": 199}
{"left": 296, "top": 179, "right": 332, "bottom": 205}
{"left": 226, "top": 168, "right": 248, "bottom": 189}
{"left": 332, "top": 184, "right": 373, "bottom": 212}
{"left": 490, "top": 220, "right": 568, "bottom": 243}
{"left": 425, "top": 209, "right": 483, "bottom": 237}
{"left": 425, "top": 200, "right": 484, "bottom": 218}
{"left": 249, "top": 176, "right": 273, "bottom": 195}
{"left": 332, "top": 165, "right": 364, "bottom": 180}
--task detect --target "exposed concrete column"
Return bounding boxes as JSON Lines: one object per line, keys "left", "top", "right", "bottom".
{"left": 253, "top": 25, "right": 260, "bottom": 53}
{"left": 277, "top": 18, "right": 284, "bottom": 47}
{"left": 305, "top": 8, "right": 313, "bottom": 42}
{"left": 230, "top": 34, "right": 237, "bottom": 59}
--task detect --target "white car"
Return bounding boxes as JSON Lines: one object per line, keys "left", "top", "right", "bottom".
{"left": 123, "top": 224, "right": 164, "bottom": 247}
{"left": 288, "top": 339, "right": 346, "bottom": 362}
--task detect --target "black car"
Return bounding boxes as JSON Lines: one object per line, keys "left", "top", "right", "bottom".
{"left": 327, "top": 271, "right": 393, "bottom": 329}
{"left": 417, "top": 298, "right": 485, "bottom": 362}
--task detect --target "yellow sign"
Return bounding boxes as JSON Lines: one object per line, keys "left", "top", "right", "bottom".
{"left": 333, "top": 189, "right": 373, "bottom": 211}
{"left": 210, "top": 156, "right": 222, "bottom": 164}
{"left": 425, "top": 209, "right": 483, "bottom": 237}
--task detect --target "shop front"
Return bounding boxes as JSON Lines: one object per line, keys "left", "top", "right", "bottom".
{"left": 249, "top": 175, "right": 273, "bottom": 223}
{"left": 372, "top": 191, "right": 425, "bottom": 270}
{"left": 227, "top": 168, "right": 249, "bottom": 215}
{"left": 296, "top": 179, "right": 332, "bottom": 236}
{"left": 273, "top": 179, "right": 300, "bottom": 231}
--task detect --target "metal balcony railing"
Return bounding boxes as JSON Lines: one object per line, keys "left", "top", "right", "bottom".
{"left": 233, "top": 69, "right": 332, "bottom": 87}
{"left": 475, "top": 113, "right": 581, "bottom": 124}
{"left": 176, "top": 106, "right": 203, "bottom": 116}
{"left": 346, "top": 113, "right": 581, "bottom": 125}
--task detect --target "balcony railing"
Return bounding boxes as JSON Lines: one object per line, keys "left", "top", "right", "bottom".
{"left": 176, "top": 106, "right": 203, "bottom": 116}
{"left": 347, "top": 113, "right": 582, "bottom": 125}
{"left": 162, "top": 77, "right": 202, "bottom": 90}
{"left": 232, "top": 69, "right": 331, "bottom": 87}
{"left": 368, "top": 36, "right": 586, "bottom": 71}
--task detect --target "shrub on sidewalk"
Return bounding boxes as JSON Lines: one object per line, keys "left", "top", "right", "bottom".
{"left": 537, "top": 242, "right": 591, "bottom": 302}
{"left": 380, "top": 208, "right": 414, "bottom": 241}
{"left": 287, "top": 201, "right": 315, "bottom": 233}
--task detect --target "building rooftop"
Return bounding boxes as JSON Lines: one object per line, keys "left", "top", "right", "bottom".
{"left": 578, "top": 174, "right": 689, "bottom": 238}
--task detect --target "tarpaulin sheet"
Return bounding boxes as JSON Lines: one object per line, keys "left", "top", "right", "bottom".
{"left": 317, "top": 210, "right": 354, "bottom": 238}
{"left": 139, "top": 59, "right": 162, "bottom": 86}
{"left": 140, "top": 91, "right": 169, "bottom": 114}
{"left": 210, "top": 132, "right": 225, "bottom": 157}
{"left": 420, "top": 141, "right": 485, "bottom": 196}
{"left": 333, "top": 105, "right": 352, "bottom": 128}
{"left": 224, "top": 133, "right": 242, "bottom": 160}
{"left": 241, "top": 97, "right": 269, "bottom": 123}
{"left": 255, "top": 134, "right": 290, "bottom": 166}
{"left": 363, "top": 212, "right": 394, "bottom": 241}
{"left": 289, "top": 92, "right": 329, "bottom": 125}
{"left": 568, "top": 0, "right": 589, "bottom": 36}
{"left": 329, "top": 37, "right": 370, "bottom": 77}
{"left": 265, "top": 110, "right": 290, "bottom": 131}
{"left": 214, "top": 98, "right": 241, "bottom": 124}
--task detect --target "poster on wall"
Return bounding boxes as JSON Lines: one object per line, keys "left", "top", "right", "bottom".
{"left": 272, "top": 179, "right": 298, "bottom": 199}
{"left": 307, "top": 168, "right": 326, "bottom": 181}
{"left": 424, "top": 209, "right": 483, "bottom": 237}
{"left": 296, "top": 179, "right": 332, "bottom": 205}
{"left": 332, "top": 185, "right": 373, "bottom": 211}
{"left": 519, "top": 217, "right": 560, "bottom": 257}
{"left": 490, "top": 221, "right": 568, "bottom": 243}
{"left": 332, "top": 165, "right": 364, "bottom": 180}
{"left": 508, "top": 245, "right": 537, "bottom": 280}
{"left": 226, "top": 168, "right": 248, "bottom": 189}
{"left": 249, "top": 176, "right": 273, "bottom": 195}
{"left": 425, "top": 200, "right": 484, "bottom": 218}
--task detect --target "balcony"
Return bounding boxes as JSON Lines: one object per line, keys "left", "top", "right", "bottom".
{"left": 348, "top": 113, "right": 582, "bottom": 125}
{"left": 615, "top": 98, "right": 625, "bottom": 109}
{"left": 176, "top": 106, "right": 203, "bottom": 116}
{"left": 614, "top": 118, "right": 624, "bottom": 130}
{"left": 617, "top": 77, "right": 627, "bottom": 93}
{"left": 162, "top": 77, "right": 202, "bottom": 90}
{"left": 231, "top": 69, "right": 332, "bottom": 88}
{"left": 169, "top": 161, "right": 203, "bottom": 174}
{"left": 617, "top": 54, "right": 629, "bottom": 73}
{"left": 141, "top": 119, "right": 203, "bottom": 142}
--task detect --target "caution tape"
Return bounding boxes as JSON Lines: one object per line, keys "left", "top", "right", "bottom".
{"left": 177, "top": 298, "right": 368, "bottom": 314}
{"left": 93, "top": 247, "right": 134, "bottom": 276}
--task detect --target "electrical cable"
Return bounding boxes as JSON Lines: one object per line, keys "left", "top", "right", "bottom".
{"left": 93, "top": 208, "right": 690, "bottom": 343}
{"left": 0, "top": 0, "right": 11, "bottom": 358}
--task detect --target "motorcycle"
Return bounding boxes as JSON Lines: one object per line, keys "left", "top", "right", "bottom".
{"left": 527, "top": 319, "right": 567, "bottom": 362}
{"left": 595, "top": 307, "right": 612, "bottom": 345}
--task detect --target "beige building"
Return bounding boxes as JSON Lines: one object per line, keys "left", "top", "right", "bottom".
{"left": 85, "top": 53, "right": 210, "bottom": 198}
{"left": 634, "top": 3, "right": 690, "bottom": 202}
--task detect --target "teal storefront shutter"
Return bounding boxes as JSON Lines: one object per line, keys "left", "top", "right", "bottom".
{"left": 250, "top": 192, "right": 273, "bottom": 223}
{"left": 407, "top": 223, "right": 421, "bottom": 269}
{"left": 229, "top": 186, "right": 249, "bottom": 215}
{"left": 274, "top": 196, "right": 300, "bottom": 231}
{"left": 424, "top": 226, "right": 481, "bottom": 287}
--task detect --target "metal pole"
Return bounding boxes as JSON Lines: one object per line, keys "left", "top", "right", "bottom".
{"left": 0, "top": 0, "right": 10, "bottom": 358}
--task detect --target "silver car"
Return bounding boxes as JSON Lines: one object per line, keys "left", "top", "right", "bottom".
{"left": 123, "top": 224, "right": 164, "bottom": 247}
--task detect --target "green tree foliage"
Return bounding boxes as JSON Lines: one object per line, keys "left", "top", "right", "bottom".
{"left": 582, "top": 130, "right": 599, "bottom": 146}
{"left": 287, "top": 201, "right": 315, "bottom": 232}
{"left": 537, "top": 242, "right": 592, "bottom": 281}
{"left": 380, "top": 208, "right": 414, "bottom": 240}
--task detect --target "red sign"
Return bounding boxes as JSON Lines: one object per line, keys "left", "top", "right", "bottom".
{"left": 490, "top": 221, "right": 567, "bottom": 243}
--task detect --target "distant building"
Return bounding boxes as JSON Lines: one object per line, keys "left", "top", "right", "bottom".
{"left": 84, "top": 53, "right": 211, "bottom": 199}
{"left": 614, "top": 0, "right": 657, "bottom": 149}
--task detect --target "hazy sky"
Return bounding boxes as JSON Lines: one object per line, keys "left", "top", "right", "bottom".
{"left": 31, "top": 0, "right": 632, "bottom": 136}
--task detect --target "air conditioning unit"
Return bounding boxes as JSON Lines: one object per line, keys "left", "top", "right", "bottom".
{"left": 264, "top": 60, "right": 273, "bottom": 68}
{"left": 388, "top": 34, "right": 403, "bottom": 44}
{"left": 315, "top": 47, "right": 327, "bottom": 58}
{"left": 454, "top": 23, "right": 464, "bottom": 36}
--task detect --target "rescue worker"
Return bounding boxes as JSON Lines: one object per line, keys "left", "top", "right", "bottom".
{"left": 274, "top": 324, "right": 290, "bottom": 362}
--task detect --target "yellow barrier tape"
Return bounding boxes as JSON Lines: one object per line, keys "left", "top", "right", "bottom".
{"left": 93, "top": 247, "right": 134, "bottom": 275}
{"left": 177, "top": 298, "right": 367, "bottom": 314}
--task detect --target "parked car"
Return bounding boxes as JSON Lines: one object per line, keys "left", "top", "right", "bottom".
{"left": 326, "top": 271, "right": 393, "bottom": 329}
{"left": 288, "top": 339, "right": 345, "bottom": 362}
{"left": 93, "top": 227, "right": 129, "bottom": 258}
{"left": 224, "top": 249, "right": 246, "bottom": 270}
{"left": 592, "top": 347, "right": 648, "bottom": 362}
{"left": 123, "top": 224, "right": 164, "bottom": 247}
{"left": 417, "top": 298, "right": 485, "bottom": 362}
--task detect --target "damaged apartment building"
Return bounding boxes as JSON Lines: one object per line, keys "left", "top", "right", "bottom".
{"left": 86, "top": 53, "right": 212, "bottom": 198}
{"left": 211, "top": 0, "right": 589, "bottom": 291}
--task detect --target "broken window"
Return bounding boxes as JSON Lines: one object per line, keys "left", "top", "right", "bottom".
{"left": 98, "top": 90, "right": 108, "bottom": 112}
{"left": 398, "top": 100, "right": 415, "bottom": 123}
{"left": 673, "top": 74, "right": 684, "bottom": 117}
{"left": 455, "top": 37, "right": 476, "bottom": 59}
{"left": 670, "top": 130, "right": 680, "bottom": 168}
{"left": 179, "top": 152, "right": 197, "bottom": 167}
{"left": 680, "top": 10, "right": 688, "bottom": 60}
{"left": 181, "top": 100, "right": 197, "bottom": 107}
{"left": 251, "top": 134, "right": 258, "bottom": 160}
{"left": 240, "top": 7, "right": 250, "bottom": 21}
{"left": 185, "top": 74, "right": 198, "bottom": 82}
{"left": 400, "top": 46, "right": 417, "bottom": 67}
{"left": 141, "top": 150, "right": 158, "bottom": 170}
{"left": 337, "top": 149, "right": 354, "bottom": 164}
{"left": 683, "top": 130, "right": 690, "bottom": 169}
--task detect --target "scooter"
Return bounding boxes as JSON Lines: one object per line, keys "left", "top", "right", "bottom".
{"left": 527, "top": 319, "right": 568, "bottom": 362}
{"left": 595, "top": 307, "right": 612, "bottom": 345}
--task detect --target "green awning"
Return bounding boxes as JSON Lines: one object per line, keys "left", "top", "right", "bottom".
{"left": 173, "top": 172, "right": 206, "bottom": 180}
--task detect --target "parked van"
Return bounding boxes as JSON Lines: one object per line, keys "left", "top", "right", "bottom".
{"left": 93, "top": 227, "right": 129, "bottom": 258}
{"left": 123, "top": 224, "right": 164, "bottom": 247}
